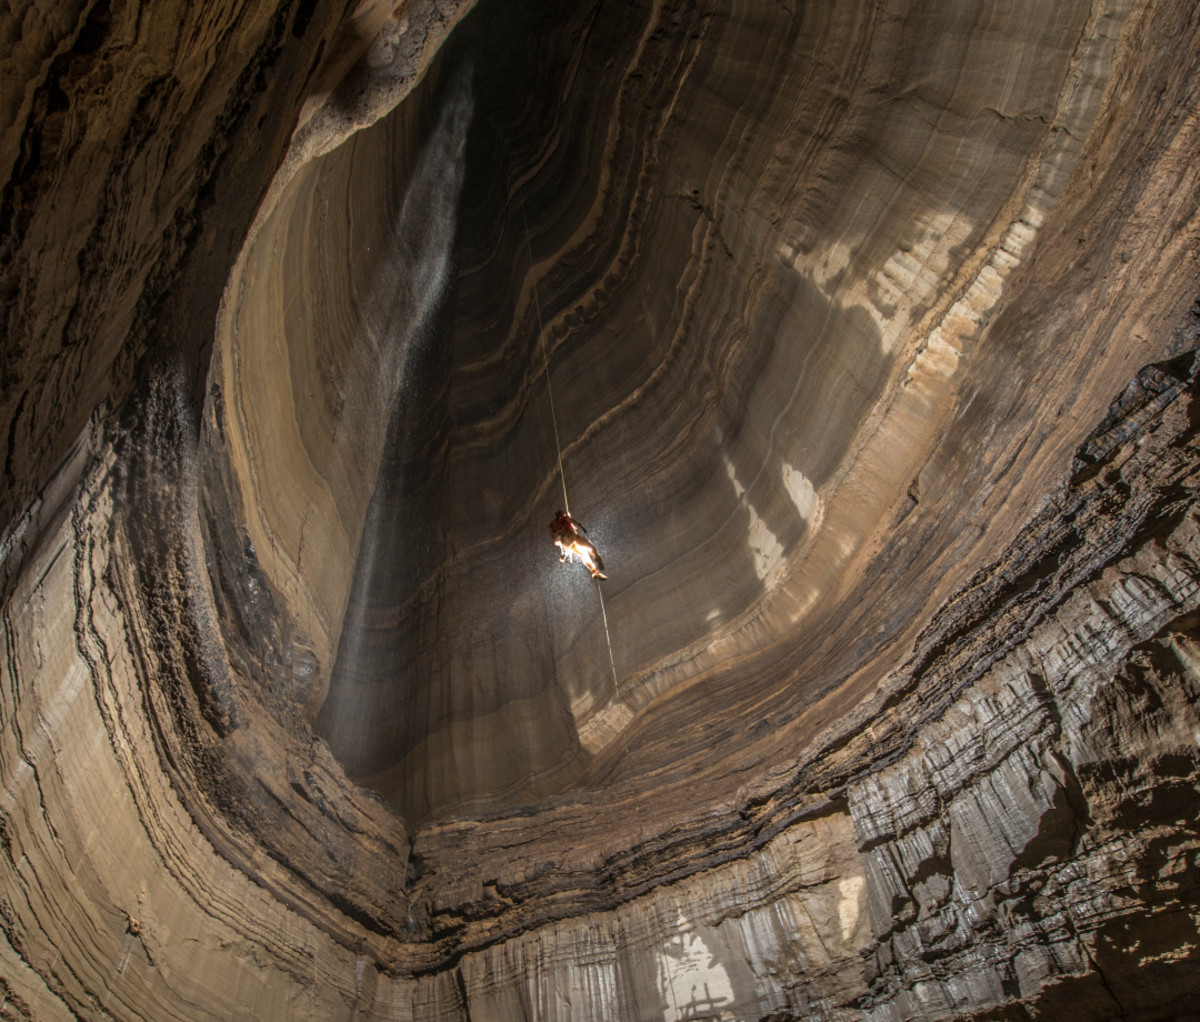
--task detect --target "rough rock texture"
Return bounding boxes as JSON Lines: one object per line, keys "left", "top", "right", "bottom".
{"left": 3, "top": 0, "right": 1200, "bottom": 1019}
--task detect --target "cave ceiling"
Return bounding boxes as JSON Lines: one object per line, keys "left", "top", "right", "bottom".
{"left": 3, "top": 0, "right": 1200, "bottom": 1019}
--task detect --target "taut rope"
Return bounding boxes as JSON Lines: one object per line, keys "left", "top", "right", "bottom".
{"left": 524, "top": 213, "right": 620, "bottom": 695}
{"left": 525, "top": 212, "right": 570, "bottom": 516}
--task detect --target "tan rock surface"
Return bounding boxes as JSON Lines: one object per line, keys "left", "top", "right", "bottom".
{"left": 3, "top": 0, "right": 1200, "bottom": 1018}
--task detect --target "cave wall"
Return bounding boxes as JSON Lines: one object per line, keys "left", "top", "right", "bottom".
{"left": 210, "top": 0, "right": 1170, "bottom": 828}
{"left": 3, "top": 0, "right": 1200, "bottom": 1019}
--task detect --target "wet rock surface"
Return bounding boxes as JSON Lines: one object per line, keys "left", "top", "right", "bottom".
{"left": 3, "top": 0, "right": 1200, "bottom": 1019}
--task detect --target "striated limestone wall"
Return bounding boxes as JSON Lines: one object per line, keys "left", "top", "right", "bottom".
{"left": 3, "top": 0, "right": 1200, "bottom": 1019}
{"left": 849, "top": 393, "right": 1200, "bottom": 1021}
{"left": 5, "top": 375, "right": 1200, "bottom": 1018}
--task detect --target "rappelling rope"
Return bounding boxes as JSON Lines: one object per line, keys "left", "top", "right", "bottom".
{"left": 524, "top": 212, "right": 621, "bottom": 696}
{"left": 525, "top": 212, "right": 570, "bottom": 517}
{"left": 596, "top": 577, "right": 620, "bottom": 695}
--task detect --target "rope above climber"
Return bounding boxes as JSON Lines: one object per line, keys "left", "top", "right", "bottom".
{"left": 549, "top": 510, "right": 607, "bottom": 580}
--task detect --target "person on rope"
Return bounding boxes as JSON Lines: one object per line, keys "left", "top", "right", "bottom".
{"left": 548, "top": 510, "right": 607, "bottom": 580}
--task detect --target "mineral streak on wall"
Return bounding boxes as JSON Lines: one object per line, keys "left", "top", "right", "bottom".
{"left": 3, "top": 0, "right": 1200, "bottom": 1019}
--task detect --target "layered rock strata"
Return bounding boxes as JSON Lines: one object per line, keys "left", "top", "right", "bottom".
{"left": 3, "top": 0, "right": 1200, "bottom": 1019}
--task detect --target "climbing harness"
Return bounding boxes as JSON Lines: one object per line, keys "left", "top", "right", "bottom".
{"left": 524, "top": 213, "right": 620, "bottom": 694}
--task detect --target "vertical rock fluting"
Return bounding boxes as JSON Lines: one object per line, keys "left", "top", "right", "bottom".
{"left": 2, "top": 0, "right": 1200, "bottom": 1020}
